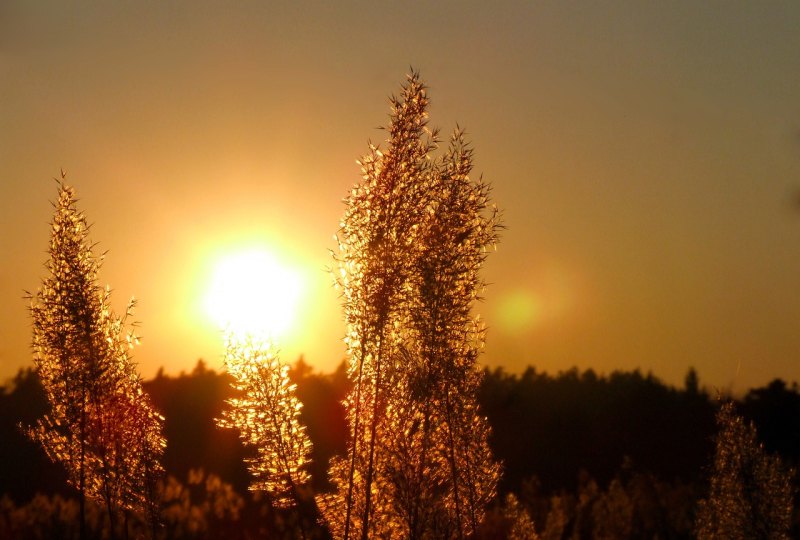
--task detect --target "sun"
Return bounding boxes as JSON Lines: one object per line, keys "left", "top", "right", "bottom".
{"left": 204, "top": 248, "right": 302, "bottom": 339}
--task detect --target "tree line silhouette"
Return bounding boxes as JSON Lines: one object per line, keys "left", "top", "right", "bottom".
{"left": 2, "top": 361, "right": 799, "bottom": 537}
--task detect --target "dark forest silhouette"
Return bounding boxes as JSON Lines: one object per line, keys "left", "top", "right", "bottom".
{"left": 2, "top": 361, "right": 799, "bottom": 538}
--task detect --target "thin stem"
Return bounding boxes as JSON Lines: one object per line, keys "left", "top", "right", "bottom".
{"left": 359, "top": 327, "right": 386, "bottom": 540}
{"left": 343, "top": 336, "right": 368, "bottom": 540}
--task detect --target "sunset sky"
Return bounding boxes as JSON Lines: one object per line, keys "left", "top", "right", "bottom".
{"left": 1, "top": 2, "right": 799, "bottom": 392}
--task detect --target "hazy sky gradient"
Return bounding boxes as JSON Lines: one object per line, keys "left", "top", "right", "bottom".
{"left": 2, "top": 1, "right": 799, "bottom": 391}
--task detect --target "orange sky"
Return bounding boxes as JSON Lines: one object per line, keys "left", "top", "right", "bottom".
{"left": 2, "top": 2, "right": 799, "bottom": 392}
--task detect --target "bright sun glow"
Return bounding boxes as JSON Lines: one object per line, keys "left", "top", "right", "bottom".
{"left": 205, "top": 248, "right": 302, "bottom": 339}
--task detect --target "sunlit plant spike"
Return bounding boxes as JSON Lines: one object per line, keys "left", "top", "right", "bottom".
{"left": 27, "top": 177, "right": 165, "bottom": 539}
{"left": 696, "top": 401, "right": 794, "bottom": 539}
{"left": 324, "top": 71, "right": 501, "bottom": 539}
{"left": 216, "top": 333, "right": 313, "bottom": 513}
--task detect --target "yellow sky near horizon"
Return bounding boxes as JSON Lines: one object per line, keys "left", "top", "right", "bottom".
{"left": 2, "top": 2, "right": 800, "bottom": 392}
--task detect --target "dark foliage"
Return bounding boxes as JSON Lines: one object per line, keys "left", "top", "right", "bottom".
{"left": 0, "top": 369, "right": 68, "bottom": 503}
{"left": 739, "top": 379, "right": 800, "bottom": 466}
{"left": 479, "top": 366, "right": 717, "bottom": 494}
{"left": 289, "top": 358, "right": 349, "bottom": 492}
{"left": 3, "top": 363, "right": 800, "bottom": 537}
{"left": 146, "top": 361, "right": 249, "bottom": 494}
